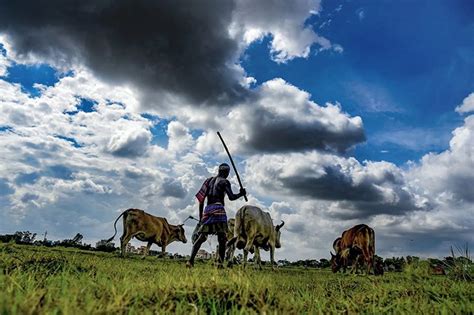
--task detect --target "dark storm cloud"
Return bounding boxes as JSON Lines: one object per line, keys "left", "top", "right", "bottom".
{"left": 245, "top": 108, "right": 366, "bottom": 153}
{"left": 279, "top": 165, "right": 422, "bottom": 218}
{"left": 160, "top": 178, "right": 187, "bottom": 198}
{"left": 106, "top": 129, "right": 151, "bottom": 157}
{"left": 0, "top": 0, "right": 247, "bottom": 106}
{"left": 247, "top": 154, "right": 426, "bottom": 219}
{"left": 446, "top": 174, "right": 474, "bottom": 203}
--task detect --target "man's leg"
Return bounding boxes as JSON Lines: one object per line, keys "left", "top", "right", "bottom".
{"left": 187, "top": 233, "right": 207, "bottom": 267}
{"left": 217, "top": 233, "right": 227, "bottom": 264}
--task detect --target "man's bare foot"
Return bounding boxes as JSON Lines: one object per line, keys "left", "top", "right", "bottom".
{"left": 186, "top": 261, "right": 194, "bottom": 268}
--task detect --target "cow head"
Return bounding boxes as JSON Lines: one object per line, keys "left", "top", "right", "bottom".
{"left": 330, "top": 251, "right": 342, "bottom": 273}
{"left": 176, "top": 224, "right": 187, "bottom": 244}
{"left": 274, "top": 220, "right": 285, "bottom": 248}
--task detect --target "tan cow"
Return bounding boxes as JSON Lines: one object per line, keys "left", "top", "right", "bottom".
{"left": 106, "top": 208, "right": 187, "bottom": 257}
{"left": 330, "top": 224, "right": 375, "bottom": 274}
{"left": 227, "top": 205, "right": 284, "bottom": 269}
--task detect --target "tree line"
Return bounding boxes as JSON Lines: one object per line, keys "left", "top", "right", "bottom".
{"left": 1, "top": 231, "right": 471, "bottom": 275}
{"left": 0, "top": 230, "right": 116, "bottom": 252}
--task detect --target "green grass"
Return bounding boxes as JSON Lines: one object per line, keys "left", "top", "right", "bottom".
{"left": 1, "top": 244, "right": 473, "bottom": 314}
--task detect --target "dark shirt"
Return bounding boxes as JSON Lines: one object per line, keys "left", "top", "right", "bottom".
{"left": 206, "top": 176, "right": 241, "bottom": 205}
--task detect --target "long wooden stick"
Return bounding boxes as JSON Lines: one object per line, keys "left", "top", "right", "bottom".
{"left": 217, "top": 131, "right": 248, "bottom": 202}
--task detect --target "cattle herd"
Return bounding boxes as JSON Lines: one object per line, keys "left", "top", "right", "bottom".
{"left": 107, "top": 206, "right": 383, "bottom": 275}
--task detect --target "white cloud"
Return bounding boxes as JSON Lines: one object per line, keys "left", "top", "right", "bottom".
{"left": 230, "top": 0, "right": 340, "bottom": 63}
{"left": 166, "top": 121, "right": 194, "bottom": 154}
{"left": 408, "top": 114, "right": 474, "bottom": 204}
{"left": 455, "top": 92, "right": 474, "bottom": 113}
{"left": 0, "top": 71, "right": 205, "bottom": 242}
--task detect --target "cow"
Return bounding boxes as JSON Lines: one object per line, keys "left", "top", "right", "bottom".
{"left": 330, "top": 224, "right": 376, "bottom": 274}
{"left": 106, "top": 208, "right": 187, "bottom": 258}
{"left": 226, "top": 205, "right": 284, "bottom": 269}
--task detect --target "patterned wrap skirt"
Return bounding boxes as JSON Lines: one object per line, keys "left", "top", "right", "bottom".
{"left": 198, "top": 203, "right": 228, "bottom": 235}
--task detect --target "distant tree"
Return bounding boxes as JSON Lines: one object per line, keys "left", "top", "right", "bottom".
{"left": 95, "top": 239, "right": 116, "bottom": 252}
{"left": 72, "top": 233, "right": 83, "bottom": 244}
{"left": 304, "top": 259, "right": 319, "bottom": 268}
{"left": 319, "top": 258, "right": 330, "bottom": 268}
{"left": 56, "top": 233, "right": 92, "bottom": 250}
{"left": 383, "top": 257, "right": 406, "bottom": 272}
{"left": 0, "top": 233, "right": 16, "bottom": 243}
{"left": 16, "top": 231, "right": 37, "bottom": 244}
{"left": 406, "top": 255, "right": 420, "bottom": 265}
{"left": 277, "top": 259, "right": 290, "bottom": 267}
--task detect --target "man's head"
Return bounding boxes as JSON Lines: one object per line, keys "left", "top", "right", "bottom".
{"left": 218, "top": 163, "right": 230, "bottom": 178}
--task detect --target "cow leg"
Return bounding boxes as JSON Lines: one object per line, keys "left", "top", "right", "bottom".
{"left": 254, "top": 247, "right": 262, "bottom": 270}
{"left": 142, "top": 241, "right": 152, "bottom": 259}
{"left": 361, "top": 248, "right": 372, "bottom": 275}
{"left": 350, "top": 256, "right": 358, "bottom": 274}
{"left": 244, "top": 236, "right": 255, "bottom": 254}
{"left": 120, "top": 231, "right": 133, "bottom": 257}
{"left": 161, "top": 244, "right": 167, "bottom": 258}
{"left": 225, "top": 243, "right": 235, "bottom": 267}
{"left": 270, "top": 246, "right": 276, "bottom": 270}
{"left": 243, "top": 249, "right": 249, "bottom": 268}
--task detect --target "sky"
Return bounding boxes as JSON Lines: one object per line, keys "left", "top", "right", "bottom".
{"left": 0, "top": 0, "right": 473, "bottom": 261}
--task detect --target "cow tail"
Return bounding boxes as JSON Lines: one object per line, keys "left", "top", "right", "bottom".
{"left": 106, "top": 210, "right": 127, "bottom": 243}
{"left": 369, "top": 228, "right": 375, "bottom": 273}
{"left": 239, "top": 206, "right": 246, "bottom": 237}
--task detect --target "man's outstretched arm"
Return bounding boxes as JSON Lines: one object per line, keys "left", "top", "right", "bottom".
{"left": 224, "top": 181, "right": 246, "bottom": 201}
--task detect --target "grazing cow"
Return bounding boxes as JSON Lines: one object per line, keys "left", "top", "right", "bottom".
{"left": 106, "top": 208, "right": 187, "bottom": 257}
{"left": 227, "top": 205, "right": 284, "bottom": 269}
{"left": 330, "top": 224, "right": 376, "bottom": 274}
{"left": 332, "top": 236, "right": 357, "bottom": 273}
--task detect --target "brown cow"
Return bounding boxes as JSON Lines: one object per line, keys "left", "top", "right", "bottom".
{"left": 106, "top": 208, "right": 187, "bottom": 257}
{"left": 330, "top": 224, "right": 375, "bottom": 274}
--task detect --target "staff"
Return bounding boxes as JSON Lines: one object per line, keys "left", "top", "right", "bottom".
{"left": 217, "top": 131, "right": 248, "bottom": 202}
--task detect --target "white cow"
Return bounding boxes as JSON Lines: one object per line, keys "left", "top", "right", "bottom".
{"left": 227, "top": 205, "right": 284, "bottom": 269}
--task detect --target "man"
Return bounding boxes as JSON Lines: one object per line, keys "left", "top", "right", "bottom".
{"left": 186, "top": 163, "right": 246, "bottom": 268}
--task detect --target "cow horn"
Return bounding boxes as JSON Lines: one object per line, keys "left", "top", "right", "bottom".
{"left": 330, "top": 251, "right": 335, "bottom": 258}
{"left": 276, "top": 220, "right": 285, "bottom": 231}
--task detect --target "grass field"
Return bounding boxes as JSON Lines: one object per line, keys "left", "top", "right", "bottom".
{"left": 1, "top": 244, "right": 473, "bottom": 314}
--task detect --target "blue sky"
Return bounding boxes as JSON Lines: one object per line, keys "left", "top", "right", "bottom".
{"left": 242, "top": 0, "right": 474, "bottom": 165}
{"left": 0, "top": 0, "right": 473, "bottom": 260}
